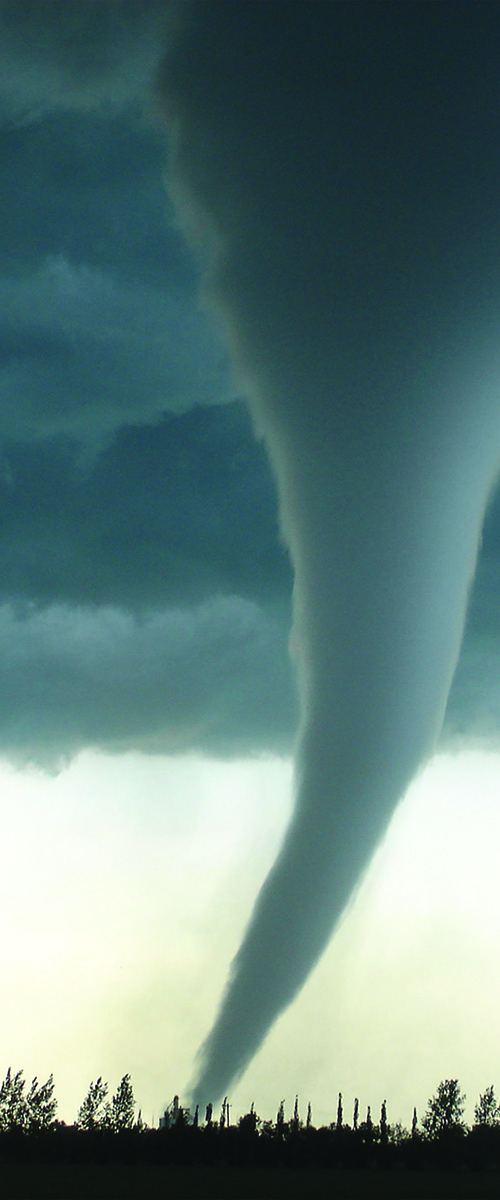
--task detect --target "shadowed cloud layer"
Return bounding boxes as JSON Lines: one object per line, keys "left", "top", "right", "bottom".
{"left": 0, "top": 0, "right": 497, "bottom": 775}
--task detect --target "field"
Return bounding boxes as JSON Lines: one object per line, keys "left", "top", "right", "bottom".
{"left": 1, "top": 1163, "right": 500, "bottom": 1199}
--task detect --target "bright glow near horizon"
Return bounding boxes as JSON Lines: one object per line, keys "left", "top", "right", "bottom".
{"left": 1, "top": 743, "right": 500, "bottom": 1128}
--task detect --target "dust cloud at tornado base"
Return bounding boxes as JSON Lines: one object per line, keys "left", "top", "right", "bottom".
{"left": 156, "top": 3, "right": 500, "bottom": 1105}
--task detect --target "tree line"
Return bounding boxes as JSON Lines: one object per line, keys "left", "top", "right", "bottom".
{"left": 0, "top": 1068, "right": 141, "bottom": 1134}
{"left": 161, "top": 1077, "right": 498, "bottom": 1138}
{"left": 1, "top": 1070, "right": 500, "bottom": 1172}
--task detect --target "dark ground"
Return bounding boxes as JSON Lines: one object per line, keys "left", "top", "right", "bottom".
{"left": 0, "top": 1164, "right": 499, "bottom": 1199}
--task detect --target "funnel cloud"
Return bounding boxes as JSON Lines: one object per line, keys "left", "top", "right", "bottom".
{"left": 156, "top": 1, "right": 500, "bottom": 1106}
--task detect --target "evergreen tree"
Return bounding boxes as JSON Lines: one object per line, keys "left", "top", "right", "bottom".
{"left": 353, "top": 1097, "right": 359, "bottom": 1131}
{"left": 336, "top": 1091, "right": 343, "bottom": 1130}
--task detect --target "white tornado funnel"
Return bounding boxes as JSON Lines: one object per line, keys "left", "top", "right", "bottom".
{"left": 156, "top": 2, "right": 500, "bottom": 1104}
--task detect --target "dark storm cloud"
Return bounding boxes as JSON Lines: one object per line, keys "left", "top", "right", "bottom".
{"left": 0, "top": 0, "right": 296, "bottom": 765}
{"left": 0, "top": 0, "right": 498, "bottom": 814}
{"left": 0, "top": 108, "right": 233, "bottom": 444}
{"left": 0, "top": 404, "right": 291, "bottom": 611}
{"left": 0, "top": 0, "right": 167, "bottom": 121}
{"left": 0, "top": 112, "right": 188, "bottom": 286}
{"left": 0, "top": 595, "right": 295, "bottom": 770}
{"left": 0, "top": 251, "right": 229, "bottom": 442}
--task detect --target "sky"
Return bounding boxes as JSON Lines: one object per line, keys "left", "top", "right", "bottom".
{"left": 2, "top": 0, "right": 500, "bottom": 1128}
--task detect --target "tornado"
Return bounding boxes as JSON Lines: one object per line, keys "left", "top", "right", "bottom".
{"left": 157, "top": 2, "right": 500, "bottom": 1104}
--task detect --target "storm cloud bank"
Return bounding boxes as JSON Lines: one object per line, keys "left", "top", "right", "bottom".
{"left": 0, "top": 0, "right": 500, "bottom": 774}
{"left": 0, "top": 0, "right": 296, "bottom": 767}
{"left": 157, "top": 2, "right": 500, "bottom": 1102}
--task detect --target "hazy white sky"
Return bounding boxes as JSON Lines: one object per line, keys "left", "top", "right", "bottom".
{"left": 2, "top": 739, "right": 500, "bottom": 1129}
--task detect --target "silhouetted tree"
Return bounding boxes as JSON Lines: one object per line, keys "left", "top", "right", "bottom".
{"left": 7, "top": 1065, "right": 498, "bottom": 1173}
{"left": 0, "top": 1069, "right": 28, "bottom": 1131}
{"left": 380, "top": 1099, "right": 388, "bottom": 1144}
{"left": 238, "top": 1102, "right": 259, "bottom": 1135}
{"left": 474, "top": 1085, "right": 500, "bottom": 1127}
{"left": 0, "top": 1069, "right": 56, "bottom": 1132}
{"left": 162, "top": 1094, "right": 190, "bottom": 1129}
{"left": 26, "top": 1074, "right": 57, "bottom": 1131}
{"left": 106, "top": 1074, "right": 136, "bottom": 1132}
{"left": 362, "top": 1105, "right": 373, "bottom": 1144}
{"left": 353, "top": 1097, "right": 359, "bottom": 1131}
{"left": 422, "top": 1079, "right": 466, "bottom": 1138}
{"left": 388, "top": 1121, "right": 409, "bottom": 1146}
{"left": 76, "top": 1077, "right": 108, "bottom": 1130}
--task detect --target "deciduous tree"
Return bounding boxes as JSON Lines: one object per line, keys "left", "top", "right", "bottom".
{"left": 422, "top": 1079, "right": 466, "bottom": 1138}
{"left": 474, "top": 1085, "right": 500, "bottom": 1127}
{"left": 26, "top": 1074, "right": 57, "bottom": 1131}
{"left": 0, "top": 1068, "right": 56, "bottom": 1132}
{"left": 106, "top": 1074, "right": 136, "bottom": 1132}
{"left": 0, "top": 1069, "right": 27, "bottom": 1131}
{"left": 76, "top": 1077, "right": 108, "bottom": 1130}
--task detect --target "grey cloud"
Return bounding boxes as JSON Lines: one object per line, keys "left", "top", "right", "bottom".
{"left": 0, "top": 111, "right": 185, "bottom": 286}
{"left": 0, "top": 596, "right": 296, "bottom": 770}
{"left": 0, "top": 1, "right": 499, "bottom": 836}
{"left": 0, "top": 403, "right": 291, "bottom": 611}
{"left": 0, "top": 1, "right": 167, "bottom": 123}
{"left": 0, "top": 0, "right": 498, "bottom": 793}
{"left": 0, "top": 255, "right": 229, "bottom": 443}
{"left": 0, "top": 4, "right": 289, "bottom": 780}
{"left": 0, "top": 99, "right": 234, "bottom": 447}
